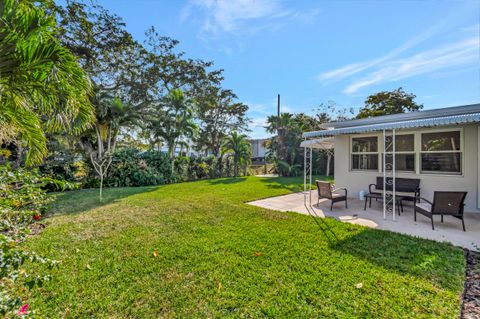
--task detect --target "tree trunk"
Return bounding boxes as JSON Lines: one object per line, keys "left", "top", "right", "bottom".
{"left": 99, "top": 173, "right": 104, "bottom": 201}
{"left": 234, "top": 156, "right": 239, "bottom": 177}
{"left": 13, "top": 143, "right": 23, "bottom": 169}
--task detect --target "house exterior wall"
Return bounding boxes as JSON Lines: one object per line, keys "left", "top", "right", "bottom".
{"left": 249, "top": 139, "right": 268, "bottom": 158}
{"left": 333, "top": 124, "right": 480, "bottom": 213}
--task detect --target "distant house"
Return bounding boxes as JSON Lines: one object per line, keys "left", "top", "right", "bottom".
{"left": 249, "top": 138, "right": 269, "bottom": 163}
{"left": 302, "top": 103, "right": 480, "bottom": 213}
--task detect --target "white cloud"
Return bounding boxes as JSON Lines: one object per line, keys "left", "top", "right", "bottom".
{"left": 318, "top": 19, "right": 458, "bottom": 82}
{"left": 248, "top": 117, "right": 273, "bottom": 138}
{"left": 182, "top": 0, "right": 321, "bottom": 44}
{"left": 248, "top": 103, "right": 270, "bottom": 115}
{"left": 250, "top": 116, "right": 268, "bottom": 128}
{"left": 318, "top": 5, "right": 477, "bottom": 83}
{"left": 343, "top": 36, "right": 479, "bottom": 94}
{"left": 183, "top": 0, "right": 288, "bottom": 35}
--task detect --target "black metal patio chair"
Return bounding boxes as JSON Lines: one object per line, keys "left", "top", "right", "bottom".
{"left": 316, "top": 181, "right": 347, "bottom": 211}
{"left": 414, "top": 191, "right": 467, "bottom": 231}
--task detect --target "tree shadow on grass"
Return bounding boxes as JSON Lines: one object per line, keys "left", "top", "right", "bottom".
{"left": 49, "top": 186, "right": 160, "bottom": 216}
{"left": 207, "top": 177, "right": 248, "bottom": 185}
{"left": 329, "top": 227, "right": 464, "bottom": 291}
{"left": 258, "top": 175, "right": 326, "bottom": 193}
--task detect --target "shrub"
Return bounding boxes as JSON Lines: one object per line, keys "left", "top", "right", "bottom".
{"left": 103, "top": 148, "right": 170, "bottom": 187}
{"left": 82, "top": 147, "right": 247, "bottom": 188}
{"left": 0, "top": 164, "right": 72, "bottom": 316}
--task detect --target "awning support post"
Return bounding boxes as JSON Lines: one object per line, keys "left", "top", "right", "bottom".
{"left": 303, "top": 139, "right": 313, "bottom": 207}
{"left": 383, "top": 130, "right": 386, "bottom": 220}
{"left": 383, "top": 129, "right": 396, "bottom": 221}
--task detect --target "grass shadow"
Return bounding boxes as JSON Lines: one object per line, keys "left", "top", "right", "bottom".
{"left": 207, "top": 177, "right": 248, "bottom": 185}
{"left": 330, "top": 227, "right": 465, "bottom": 291}
{"left": 258, "top": 175, "right": 328, "bottom": 193}
{"left": 49, "top": 186, "right": 160, "bottom": 216}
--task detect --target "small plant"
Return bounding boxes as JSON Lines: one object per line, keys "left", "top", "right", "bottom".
{"left": 0, "top": 164, "right": 73, "bottom": 317}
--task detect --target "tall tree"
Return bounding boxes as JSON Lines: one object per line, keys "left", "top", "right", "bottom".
{"left": 143, "top": 27, "right": 224, "bottom": 97}
{"left": 54, "top": 1, "right": 153, "bottom": 198}
{"left": 357, "top": 87, "right": 423, "bottom": 118}
{"left": 266, "top": 113, "right": 299, "bottom": 165}
{"left": 195, "top": 86, "right": 249, "bottom": 157}
{"left": 147, "top": 89, "right": 198, "bottom": 171}
{"left": 222, "top": 132, "right": 251, "bottom": 177}
{"left": 80, "top": 96, "right": 139, "bottom": 200}
{"left": 0, "top": 0, "right": 94, "bottom": 165}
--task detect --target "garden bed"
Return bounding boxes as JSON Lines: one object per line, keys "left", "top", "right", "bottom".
{"left": 462, "top": 249, "right": 480, "bottom": 319}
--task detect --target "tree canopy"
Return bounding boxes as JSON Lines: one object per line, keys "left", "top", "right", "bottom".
{"left": 0, "top": 0, "right": 94, "bottom": 165}
{"left": 356, "top": 87, "right": 423, "bottom": 119}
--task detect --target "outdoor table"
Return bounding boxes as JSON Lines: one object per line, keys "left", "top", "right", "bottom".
{"left": 364, "top": 193, "right": 404, "bottom": 215}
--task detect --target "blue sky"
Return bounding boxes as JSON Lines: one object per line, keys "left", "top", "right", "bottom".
{"left": 98, "top": 0, "right": 480, "bottom": 138}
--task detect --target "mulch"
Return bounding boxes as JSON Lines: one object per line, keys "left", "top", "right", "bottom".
{"left": 461, "top": 249, "right": 480, "bottom": 319}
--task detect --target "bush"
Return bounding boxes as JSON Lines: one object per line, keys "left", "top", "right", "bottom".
{"left": 0, "top": 164, "right": 72, "bottom": 316}
{"left": 103, "top": 148, "right": 172, "bottom": 187}
{"left": 81, "top": 148, "right": 246, "bottom": 188}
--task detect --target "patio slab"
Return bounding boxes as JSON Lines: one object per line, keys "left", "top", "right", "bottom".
{"left": 248, "top": 191, "right": 480, "bottom": 251}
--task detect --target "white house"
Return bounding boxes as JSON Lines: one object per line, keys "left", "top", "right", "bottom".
{"left": 302, "top": 103, "right": 480, "bottom": 213}
{"left": 249, "top": 138, "right": 269, "bottom": 161}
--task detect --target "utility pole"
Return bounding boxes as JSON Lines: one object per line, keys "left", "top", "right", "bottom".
{"left": 277, "top": 94, "right": 280, "bottom": 117}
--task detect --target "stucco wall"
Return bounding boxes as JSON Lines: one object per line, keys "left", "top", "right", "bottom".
{"left": 333, "top": 124, "right": 479, "bottom": 212}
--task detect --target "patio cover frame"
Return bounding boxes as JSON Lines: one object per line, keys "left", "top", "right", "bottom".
{"left": 302, "top": 110, "right": 480, "bottom": 220}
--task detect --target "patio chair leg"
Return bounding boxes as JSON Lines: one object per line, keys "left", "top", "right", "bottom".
{"left": 441, "top": 214, "right": 443, "bottom": 223}
{"left": 330, "top": 201, "right": 333, "bottom": 211}
{"left": 462, "top": 218, "right": 466, "bottom": 232}
{"left": 414, "top": 209, "right": 416, "bottom": 221}
{"left": 431, "top": 217, "right": 435, "bottom": 230}
{"left": 345, "top": 199, "right": 347, "bottom": 209}
{"left": 364, "top": 199, "right": 367, "bottom": 210}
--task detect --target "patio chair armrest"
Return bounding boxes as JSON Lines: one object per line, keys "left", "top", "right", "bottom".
{"left": 332, "top": 187, "right": 347, "bottom": 197}
{"left": 415, "top": 196, "right": 433, "bottom": 205}
{"left": 368, "top": 184, "right": 377, "bottom": 193}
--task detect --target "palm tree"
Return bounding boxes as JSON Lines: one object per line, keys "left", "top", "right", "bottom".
{"left": 148, "top": 89, "right": 198, "bottom": 172}
{"left": 0, "top": 0, "right": 94, "bottom": 165}
{"left": 265, "top": 113, "right": 295, "bottom": 162}
{"left": 80, "top": 94, "right": 138, "bottom": 200}
{"left": 223, "top": 132, "right": 251, "bottom": 177}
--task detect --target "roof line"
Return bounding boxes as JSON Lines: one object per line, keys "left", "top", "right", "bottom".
{"left": 304, "top": 112, "right": 480, "bottom": 138}
{"left": 321, "top": 103, "right": 480, "bottom": 129}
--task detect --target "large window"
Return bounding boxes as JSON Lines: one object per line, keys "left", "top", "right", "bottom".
{"left": 351, "top": 136, "right": 378, "bottom": 170}
{"left": 420, "top": 130, "right": 462, "bottom": 174}
{"left": 383, "top": 134, "right": 415, "bottom": 172}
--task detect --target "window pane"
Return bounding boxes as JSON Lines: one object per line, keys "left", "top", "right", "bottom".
{"left": 421, "top": 153, "right": 461, "bottom": 173}
{"left": 385, "top": 134, "right": 414, "bottom": 152}
{"left": 422, "top": 131, "right": 460, "bottom": 151}
{"left": 383, "top": 153, "right": 415, "bottom": 171}
{"left": 352, "top": 154, "right": 378, "bottom": 170}
{"left": 352, "top": 137, "right": 377, "bottom": 153}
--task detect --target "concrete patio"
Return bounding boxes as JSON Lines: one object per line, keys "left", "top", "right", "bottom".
{"left": 248, "top": 191, "right": 480, "bottom": 251}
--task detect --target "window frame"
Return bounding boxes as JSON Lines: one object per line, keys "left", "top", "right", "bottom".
{"left": 347, "top": 128, "right": 464, "bottom": 176}
{"left": 419, "top": 128, "right": 463, "bottom": 175}
{"left": 382, "top": 133, "right": 416, "bottom": 173}
{"left": 350, "top": 135, "right": 379, "bottom": 172}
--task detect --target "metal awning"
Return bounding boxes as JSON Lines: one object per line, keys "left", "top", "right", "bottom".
{"left": 300, "top": 137, "right": 334, "bottom": 149}
{"left": 303, "top": 112, "right": 480, "bottom": 138}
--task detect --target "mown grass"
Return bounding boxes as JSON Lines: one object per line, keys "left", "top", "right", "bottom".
{"left": 22, "top": 176, "right": 465, "bottom": 318}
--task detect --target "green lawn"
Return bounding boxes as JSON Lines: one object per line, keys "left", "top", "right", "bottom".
{"left": 22, "top": 176, "right": 465, "bottom": 318}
